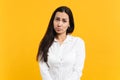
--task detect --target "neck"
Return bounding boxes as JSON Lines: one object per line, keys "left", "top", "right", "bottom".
{"left": 56, "top": 33, "right": 67, "bottom": 43}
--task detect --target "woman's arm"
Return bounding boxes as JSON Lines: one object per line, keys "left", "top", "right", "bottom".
{"left": 39, "top": 61, "right": 53, "bottom": 80}
{"left": 69, "top": 38, "right": 86, "bottom": 80}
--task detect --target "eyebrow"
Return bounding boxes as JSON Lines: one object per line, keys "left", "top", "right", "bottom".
{"left": 55, "top": 17, "right": 68, "bottom": 20}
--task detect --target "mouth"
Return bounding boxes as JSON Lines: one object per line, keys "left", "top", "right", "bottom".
{"left": 56, "top": 28, "right": 62, "bottom": 31}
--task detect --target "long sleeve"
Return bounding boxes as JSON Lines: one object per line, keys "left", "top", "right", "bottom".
{"left": 39, "top": 61, "right": 53, "bottom": 80}
{"left": 69, "top": 38, "right": 86, "bottom": 80}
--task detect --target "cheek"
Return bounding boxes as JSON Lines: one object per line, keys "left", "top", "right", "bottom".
{"left": 64, "top": 26, "right": 68, "bottom": 30}
{"left": 64, "top": 24, "right": 69, "bottom": 30}
{"left": 53, "top": 21, "right": 57, "bottom": 28}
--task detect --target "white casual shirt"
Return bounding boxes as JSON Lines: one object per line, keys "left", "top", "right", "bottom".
{"left": 39, "top": 35, "right": 86, "bottom": 80}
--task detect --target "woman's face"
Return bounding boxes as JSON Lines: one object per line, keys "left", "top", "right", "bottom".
{"left": 53, "top": 12, "right": 70, "bottom": 35}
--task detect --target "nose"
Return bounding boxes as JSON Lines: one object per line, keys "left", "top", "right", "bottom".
{"left": 58, "top": 21, "right": 62, "bottom": 27}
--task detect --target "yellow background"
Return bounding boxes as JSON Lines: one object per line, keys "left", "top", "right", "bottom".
{"left": 0, "top": 0, "right": 120, "bottom": 80}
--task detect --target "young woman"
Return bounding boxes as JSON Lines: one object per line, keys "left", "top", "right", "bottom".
{"left": 36, "top": 6, "right": 86, "bottom": 80}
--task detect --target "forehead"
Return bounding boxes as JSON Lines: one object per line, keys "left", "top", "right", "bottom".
{"left": 54, "top": 12, "right": 69, "bottom": 19}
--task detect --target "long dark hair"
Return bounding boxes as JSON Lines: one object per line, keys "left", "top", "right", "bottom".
{"left": 36, "top": 6, "right": 75, "bottom": 63}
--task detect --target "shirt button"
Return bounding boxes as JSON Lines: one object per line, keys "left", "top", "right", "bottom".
{"left": 60, "top": 58, "right": 62, "bottom": 61}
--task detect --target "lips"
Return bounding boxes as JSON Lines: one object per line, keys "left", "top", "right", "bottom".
{"left": 56, "top": 28, "right": 62, "bottom": 31}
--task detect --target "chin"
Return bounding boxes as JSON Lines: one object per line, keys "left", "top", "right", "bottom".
{"left": 56, "top": 32, "right": 62, "bottom": 34}
{"left": 55, "top": 31, "right": 62, "bottom": 34}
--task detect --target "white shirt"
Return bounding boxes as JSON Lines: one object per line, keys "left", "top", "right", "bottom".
{"left": 39, "top": 35, "right": 86, "bottom": 80}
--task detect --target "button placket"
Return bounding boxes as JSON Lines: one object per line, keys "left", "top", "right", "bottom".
{"left": 59, "top": 45, "right": 64, "bottom": 65}
{"left": 56, "top": 42, "right": 64, "bottom": 80}
{"left": 56, "top": 42, "right": 63, "bottom": 62}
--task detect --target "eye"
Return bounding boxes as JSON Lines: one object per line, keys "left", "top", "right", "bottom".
{"left": 55, "top": 17, "right": 60, "bottom": 21}
{"left": 62, "top": 19, "right": 67, "bottom": 23}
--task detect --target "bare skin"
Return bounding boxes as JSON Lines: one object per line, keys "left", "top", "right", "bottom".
{"left": 53, "top": 12, "right": 70, "bottom": 44}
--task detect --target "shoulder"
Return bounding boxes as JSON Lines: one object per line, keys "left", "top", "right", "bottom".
{"left": 69, "top": 35, "right": 85, "bottom": 44}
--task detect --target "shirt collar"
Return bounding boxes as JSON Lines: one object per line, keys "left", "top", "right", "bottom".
{"left": 54, "top": 34, "right": 72, "bottom": 43}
